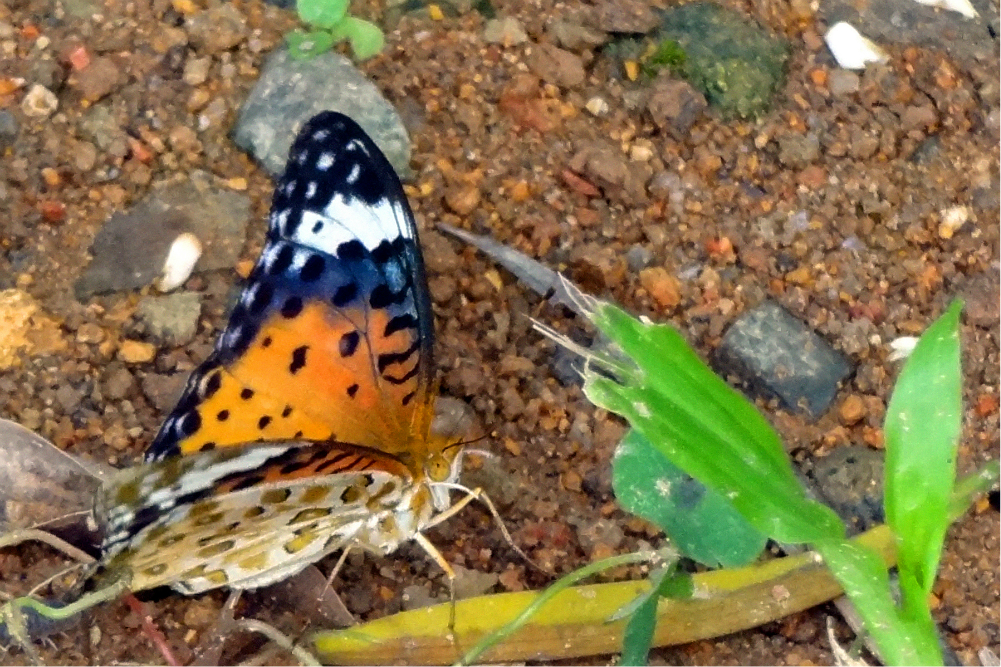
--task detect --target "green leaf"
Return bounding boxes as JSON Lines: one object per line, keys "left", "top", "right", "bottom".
{"left": 583, "top": 301, "right": 843, "bottom": 544}
{"left": 613, "top": 429, "right": 766, "bottom": 568}
{"left": 884, "top": 299, "right": 962, "bottom": 597}
{"left": 286, "top": 29, "right": 336, "bottom": 59}
{"left": 329, "top": 16, "right": 385, "bottom": 60}
{"left": 817, "top": 540, "right": 942, "bottom": 665}
{"left": 296, "top": 0, "right": 349, "bottom": 30}
{"left": 948, "top": 460, "right": 1000, "bottom": 523}
{"left": 619, "top": 565, "right": 692, "bottom": 666}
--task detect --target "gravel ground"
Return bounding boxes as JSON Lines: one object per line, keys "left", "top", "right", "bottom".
{"left": 0, "top": 0, "right": 997, "bottom": 663}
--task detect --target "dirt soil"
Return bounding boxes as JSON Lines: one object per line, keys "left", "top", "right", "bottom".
{"left": 0, "top": 0, "right": 998, "bottom": 663}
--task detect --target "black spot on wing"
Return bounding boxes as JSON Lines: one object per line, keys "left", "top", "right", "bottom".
{"left": 339, "top": 331, "right": 360, "bottom": 357}
{"left": 369, "top": 283, "right": 408, "bottom": 309}
{"left": 290, "top": 345, "right": 308, "bottom": 374}
{"left": 384, "top": 313, "right": 418, "bottom": 337}
{"left": 332, "top": 282, "right": 358, "bottom": 308}
{"left": 300, "top": 254, "right": 325, "bottom": 281}
{"left": 268, "top": 245, "right": 295, "bottom": 275}
{"left": 281, "top": 296, "right": 303, "bottom": 318}
{"left": 336, "top": 240, "right": 366, "bottom": 261}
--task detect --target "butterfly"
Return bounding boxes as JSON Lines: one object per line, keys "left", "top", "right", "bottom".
{"left": 92, "top": 111, "right": 468, "bottom": 596}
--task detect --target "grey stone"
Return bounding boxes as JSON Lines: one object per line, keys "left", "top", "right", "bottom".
{"left": 0, "top": 110, "right": 17, "bottom": 147}
{"left": 828, "top": 69, "right": 860, "bottom": 96}
{"left": 819, "top": 0, "right": 996, "bottom": 64}
{"left": 141, "top": 373, "right": 188, "bottom": 413}
{"left": 777, "top": 133, "right": 821, "bottom": 168}
{"left": 135, "top": 292, "right": 202, "bottom": 347}
{"left": 233, "top": 49, "right": 411, "bottom": 178}
{"left": 78, "top": 104, "right": 127, "bottom": 154}
{"left": 626, "top": 244, "right": 654, "bottom": 272}
{"left": 809, "top": 446, "right": 884, "bottom": 533}
{"left": 103, "top": 364, "right": 135, "bottom": 400}
{"left": 55, "top": 384, "right": 83, "bottom": 412}
{"left": 75, "top": 173, "right": 250, "bottom": 298}
{"left": 713, "top": 300, "right": 853, "bottom": 420}
{"left": 451, "top": 565, "right": 499, "bottom": 600}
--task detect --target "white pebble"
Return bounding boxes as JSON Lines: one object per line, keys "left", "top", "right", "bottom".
{"left": 21, "top": 84, "right": 58, "bottom": 118}
{"left": 824, "top": 22, "right": 888, "bottom": 70}
{"left": 911, "top": 0, "right": 978, "bottom": 17}
{"left": 938, "top": 205, "right": 969, "bottom": 239}
{"left": 888, "top": 336, "right": 918, "bottom": 362}
{"left": 585, "top": 96, "right": 609, "bottom": 116}
{"left": 156, "top": 233, "right": 202, "bottom": 292}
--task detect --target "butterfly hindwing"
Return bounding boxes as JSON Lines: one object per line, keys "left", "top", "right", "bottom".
{"left": 146, "top": 112, "right": 434, "bottom": 463}
{"left": 99, "top": 441, "right": 415, "bottom": 592}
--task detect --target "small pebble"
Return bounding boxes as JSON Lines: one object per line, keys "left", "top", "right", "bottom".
{"left": 483, "top": 16, "right": 527, "bottom": 46}
{"left": 838, "top": 394, "right": 865, "bottom": 425}
{"left": 118, "top": 339, "right": 157, "bottom": 364}
{"left": 585, "top": 96, "right": 609, "bottom": 116}
{"left": 938, "top": 205, "right": 969, "bottom": 239}
{"left": 21, "top": 84, "right": 58, "bottom": 117}
{"left": 639, "top": 267, "right": 681, "bottom": 309}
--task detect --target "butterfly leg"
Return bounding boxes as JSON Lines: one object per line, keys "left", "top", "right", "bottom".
{"left": 428, "top": 484, "right": 542, "bottom": 573}
{"left": 190, "top": 589, "right": 242, "bottom": 666}
{"left": 319, "top": 546, "right": 353, "bottom": 601}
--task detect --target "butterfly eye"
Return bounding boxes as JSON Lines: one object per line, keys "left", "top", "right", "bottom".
{"left": 425, "top": 454, "right": 452, "bottom": 483}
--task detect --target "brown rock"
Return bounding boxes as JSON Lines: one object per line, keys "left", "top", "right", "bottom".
{"left": 901, "top": 105, "right": 937, "bottom": 131}
{"left": 72, "top": 56, "right": 122, "bottom": 103}
{"left": 186, "top": 4, "right": 247, "bottom": 53}
{"left": 547, "top": 19, "right": 607, "bottom": 52}
{"left": 646, "top": 75, "right": 707, "bottom": 140}
{"left": 639, "top": 267, "right": 681, "bottom": 309}
{"left": 838, "top": 394, "right": 865, "bottom": 425}
{"left": 526, "top": 42, "right": 586, "bottom": 88}
{"left": 444, "top": 185, "right": 481, "bottom": 216}
{"left": 592, "top": 0, "right": 659, "bottom": 33}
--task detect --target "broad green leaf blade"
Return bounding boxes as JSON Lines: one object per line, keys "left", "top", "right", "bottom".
{"left": 296, "top": 0, "right": 349, "bottom": 30}
{"left": 584, "top": 301, "right": 843, "bottom": 544}
{"left": 329, "top": 16, "right": 385, "bottom": 60}
{"left": 613, "top": 429, "right": 767, "bottom": 567}
{"left": 286, "top": 29, "right": 335, "bottom": 59}
{"left": 817, "top": 540, "right": 942, "bottom": 665}
{"left": 884, "top": 299, "right": 962, "bottom": 596}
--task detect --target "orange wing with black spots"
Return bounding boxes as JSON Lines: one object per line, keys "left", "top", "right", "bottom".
{"left": 146, "top": 112, "right": 435, "bottom": 467}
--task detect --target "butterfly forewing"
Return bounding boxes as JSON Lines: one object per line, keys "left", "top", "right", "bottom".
{"left": 146, "top": 112, "right": 434, "bottom": 464}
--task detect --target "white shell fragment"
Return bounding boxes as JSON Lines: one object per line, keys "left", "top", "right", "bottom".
{"left": 888, "top": 336, "right": 919, "bottom": 362}
{"left": 824, "top": 22, "right": 889, "bottom": 70}
{"left": 156, "top": 233, "right": 202, "bottom": 292}
{"left": 911, "top": 0, "right": 978, "bottom": 18}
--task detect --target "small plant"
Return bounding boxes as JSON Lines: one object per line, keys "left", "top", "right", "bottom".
{"left": 541, "top": 292, "right": 994, "bottom": 665}
{"left": 287, "top": 0, "right": 385, "bottom": 61}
